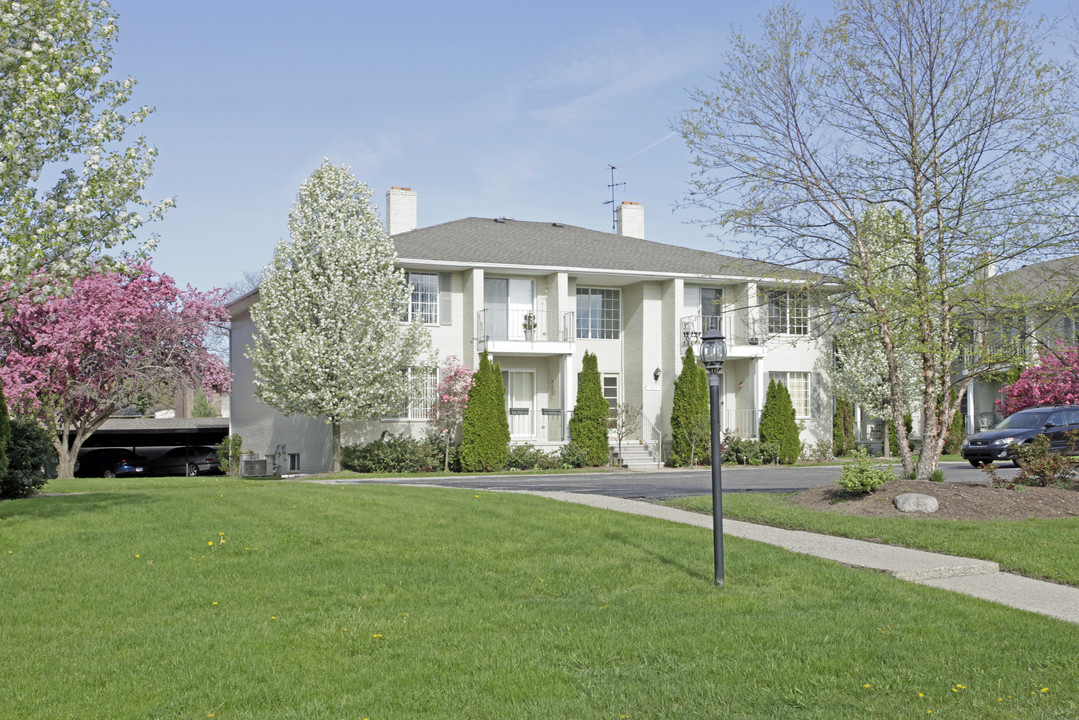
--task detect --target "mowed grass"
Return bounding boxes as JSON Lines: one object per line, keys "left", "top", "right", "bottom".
{"left": 0, "top": 478, "right": 1076, "bottom": 719}
{"left": 665, "top": 492, "right": 1079, "bottom": 587}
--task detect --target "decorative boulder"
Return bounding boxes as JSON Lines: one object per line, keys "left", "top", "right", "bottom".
{"left": 894, "top": 493, "right": 939, "bottom": 513}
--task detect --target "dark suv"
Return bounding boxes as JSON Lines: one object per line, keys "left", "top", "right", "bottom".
{"left": 961, "top": 405, "right": 1079, "bottom": 467}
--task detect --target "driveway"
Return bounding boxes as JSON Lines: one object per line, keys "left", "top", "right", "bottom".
{"left": 331, "top": 461, "right": 1005, "bottom": 501}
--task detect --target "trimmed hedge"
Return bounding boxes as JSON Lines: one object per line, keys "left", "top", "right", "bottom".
{"left": 833, "top": 397, "right": 855, "bottom": 457}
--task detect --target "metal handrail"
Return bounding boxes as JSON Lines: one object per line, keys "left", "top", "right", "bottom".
{"left": 638, "top": 409, "right": 662, "bottom": 463}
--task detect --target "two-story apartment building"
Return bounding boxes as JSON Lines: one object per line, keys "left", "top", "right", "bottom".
{"left": 957, "top": 256, "right": 1079, "bottom": 433}
{"left": 227, "top": 188, "right": 833, "bottom": 474}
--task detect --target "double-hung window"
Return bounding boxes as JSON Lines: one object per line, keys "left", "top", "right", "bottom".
{"left": 576, "top": 288, "right": 620, "bottom": 339}
{"left": 770, "top": 371, "right": 811, "bottom": 419}
{"left": 404, "top": 272, "right": 439, "bottom": 324}
{"left": 766, "top": 290, "right": 808, "bottom": 335}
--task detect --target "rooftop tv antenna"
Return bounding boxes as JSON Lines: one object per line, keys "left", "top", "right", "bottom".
{"left": 603, "top": 164, "right": 625, "bottom": 231}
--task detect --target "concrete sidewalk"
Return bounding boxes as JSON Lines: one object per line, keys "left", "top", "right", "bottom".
{"left": 521, "top": 491, "right": 1079, "bottom": 625}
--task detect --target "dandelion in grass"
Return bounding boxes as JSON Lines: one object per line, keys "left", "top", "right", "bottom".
{"left": 135, "top": 554, "right": 140, "bottom": 558}
{"left": 212, "top": 602, "right": 218, "bottom": 606}
{"left": 372, "top": 633, "right": 382, "bottom": 638}
{"left": 917, "top": 693, "right": 924, "bottom": 698}
{"left": 1041, "top": 688, "right": 1049, "bottom": 693}
{"left": 863, "top": 684, "right": 871, "bottom": 689}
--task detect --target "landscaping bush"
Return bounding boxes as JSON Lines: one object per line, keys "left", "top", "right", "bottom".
{"left": 341, "top": 433, "right": 439, "bottom": 474}
{"left": 558, "top": 442, "right": 591, "bottom": 468}
{"left": 1010, "top": 433, "right": 1078, "bottom": 488}
{"left": 458, "top": 351, "right": 509, "bottom": 472}
{"left": 506, "top": 443, "right": 542, "bottom": 470}
{"left": 720, "top": 432, "right": 779, "bottom": 466}
{"left": 835, "top": 447, "right": 895, "bottom": 494}
{"left": 422, "top": 431, "right": 460, "bottom": 473}
{"left": 929, "top": 468, "right": 946, "bottom": 483}
{"left": 216, "top": 434, "right": 243, "bottom": 476}
{"left": 1, "top": 419, "right": 53, "bottom": 499}
{"left": 568, "top": 351, "right": 610, "bottom": 466}
{"left": 801, "top": 440, "right": 832, "bottom": 463}
{"left": 759, "top": 378, "right": 800, "bottom": 464}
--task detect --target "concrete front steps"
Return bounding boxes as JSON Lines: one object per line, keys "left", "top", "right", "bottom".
{"left": 611, "top": 442, "right": 663, "bottom": 471}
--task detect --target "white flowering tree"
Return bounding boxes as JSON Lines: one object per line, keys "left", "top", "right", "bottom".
{"left": 0, "top": 0, "right": 171, "bottom": 298}
{"left": 249, "top": 160, "right": 430, "bottom": 472}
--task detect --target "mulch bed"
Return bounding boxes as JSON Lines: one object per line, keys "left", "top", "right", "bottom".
{"left": 789, "top": 479, "right": 1079, "bottom": 520}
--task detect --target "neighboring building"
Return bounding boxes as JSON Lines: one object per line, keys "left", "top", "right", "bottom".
{"left": 956, "top": 256, "right": 1079, "bottom": 433}
{"left": 227, "top": 188, "right": 834, "bottom": 474}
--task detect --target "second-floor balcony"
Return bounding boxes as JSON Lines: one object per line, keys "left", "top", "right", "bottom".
{"left": 681, "top": 313, "right": 766, "bottom": 356}
{"left": 478, "top": 309, "right": 576, "bottom": 355}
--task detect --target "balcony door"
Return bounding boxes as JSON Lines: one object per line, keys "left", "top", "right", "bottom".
{"left": 484, "top": 278, "right": 534, "bottom": 340}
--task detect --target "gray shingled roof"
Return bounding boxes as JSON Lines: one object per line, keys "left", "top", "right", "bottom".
{"left": 393, "top": 217, "right": 814, "bottom": 281}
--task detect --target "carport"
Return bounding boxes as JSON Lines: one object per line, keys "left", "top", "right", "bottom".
{"left": 79, "top": 417, "right": 230, "bottom": 451}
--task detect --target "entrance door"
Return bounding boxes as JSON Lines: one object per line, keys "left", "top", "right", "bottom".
{"left": 503, "top": 371, "right": 535, "bottom": 437}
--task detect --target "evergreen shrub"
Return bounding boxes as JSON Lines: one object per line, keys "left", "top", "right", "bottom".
{"left": 669, "top": 347, "right": 710, "bottom": 467}
{"left": 1, "top": 419, "right": 53, "bottom": 499}
{"left": 459, "top": 351, "right": 509, "bottom": 472}
{"left": 833, "top": 398, "right": 855, "bottom": 456}
{"left": 759, "top": 378, "right": 800, "bottom": 464}
{"left": 569, "top": 351, "right": 610, "bottom": 466}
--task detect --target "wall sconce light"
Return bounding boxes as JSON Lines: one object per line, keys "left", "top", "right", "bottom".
{"left": 653, "top": 367, "right": 661, "bottom": 382}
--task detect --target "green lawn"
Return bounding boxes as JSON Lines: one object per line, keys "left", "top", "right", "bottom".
{"left": 1, "top": 477, "right": 1076, "bottom": 719}
{"left": 664, "top": 493, "right": 1079, "bottom": 586}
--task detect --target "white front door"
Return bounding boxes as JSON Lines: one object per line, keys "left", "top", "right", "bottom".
{"left": 504, "top": 371, "right": 535, "bottom": 437}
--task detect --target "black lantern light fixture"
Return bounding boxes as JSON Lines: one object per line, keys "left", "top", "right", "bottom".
{"left": 653, "top": 367, "right": 661, "bottom": 382}
{"left": 700, "top": 326, "right": 727, "bottom": 586}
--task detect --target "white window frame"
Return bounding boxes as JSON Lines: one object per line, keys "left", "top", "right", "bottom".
{"left": 602, "top": 374, "right": 619, "bottom": 418}
{"left": 576, "top": 287, "right": 620, "bottom": 339}
{"left": 766, "top": 290, "right": 808, "bottom": 336}
{"left": 405, "top": 272, "right": 439, "bottom": 325}
{"left": 770, "top": 371, "right": 811, "bottom": 419}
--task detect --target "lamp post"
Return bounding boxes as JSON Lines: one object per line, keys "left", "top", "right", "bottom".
{"left": 700, "top": 325, "right": 727, "bottom": 586}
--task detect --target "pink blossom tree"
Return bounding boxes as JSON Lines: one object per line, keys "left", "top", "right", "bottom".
{"left": 0, "top": 261, "right": 231, "bottom": 478}
{"left": 431, "top": 356, "right": 474, "bottom": 472}
{"left": 997, "top": 342, "right": 1079, "bottom": 415}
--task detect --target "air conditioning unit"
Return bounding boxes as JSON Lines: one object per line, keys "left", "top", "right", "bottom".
{"left": 241, "top": 458, "right": 269, "bottom": 477}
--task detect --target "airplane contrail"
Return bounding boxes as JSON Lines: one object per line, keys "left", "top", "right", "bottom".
{"left": 622, "top": 131, "right": 678, "bottom": 162}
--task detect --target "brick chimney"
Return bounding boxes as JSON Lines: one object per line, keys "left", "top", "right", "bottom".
{"left": 385, "top": 186, "right": 417, "bottom": 236}
{"left": 616, "top": 201, "right": 644, "bottom": 240}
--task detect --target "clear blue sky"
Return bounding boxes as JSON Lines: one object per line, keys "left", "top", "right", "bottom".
{"left": 107, "top": 0, "right": 1070, "bottom": 293}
